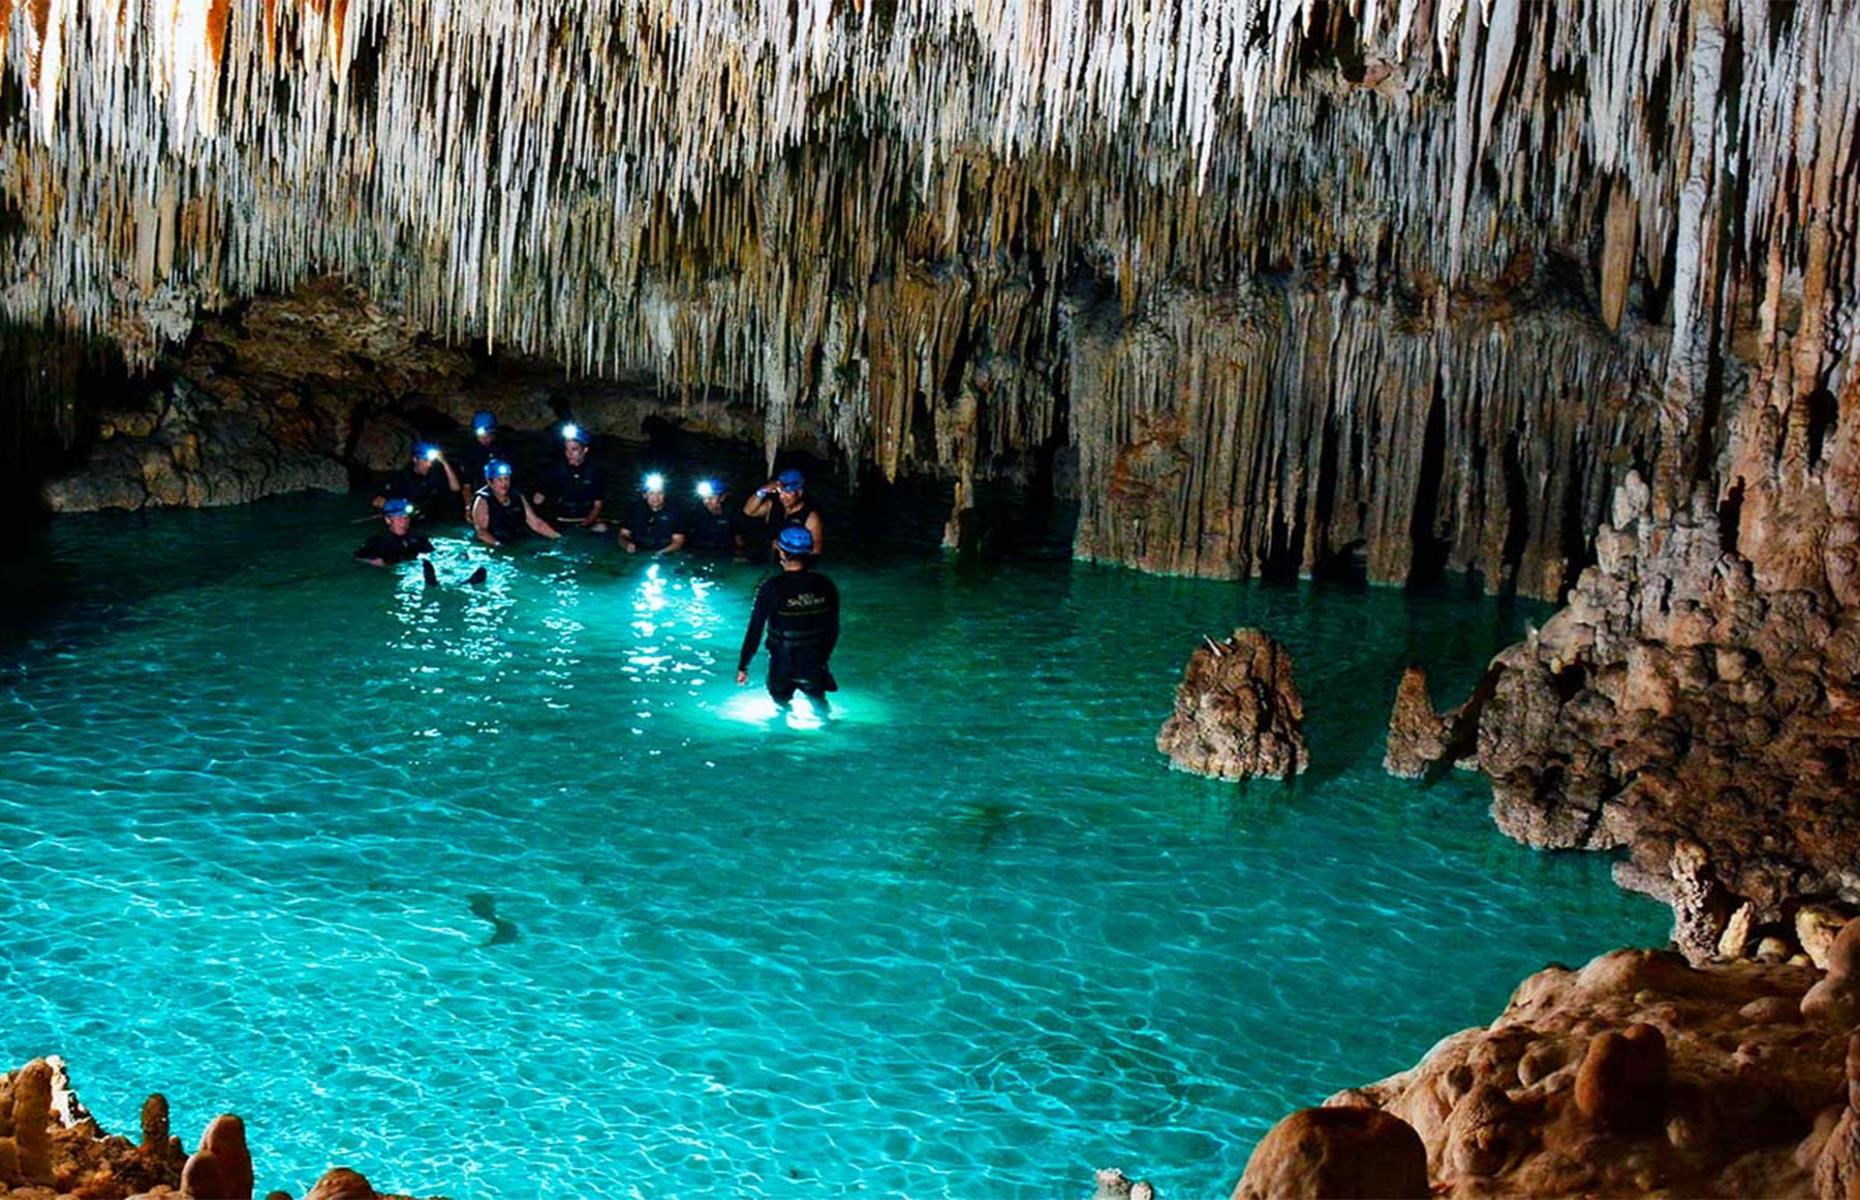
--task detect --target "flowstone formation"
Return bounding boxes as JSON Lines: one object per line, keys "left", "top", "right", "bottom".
{"left": 3, "top": 2, "right": 1854, "bottom": 602}
{"left": 1242, "top": 944, "right": 1860, "bottom": 1198}
{"left": 1157, "top": 629, "right": 1308, "bottom": 781}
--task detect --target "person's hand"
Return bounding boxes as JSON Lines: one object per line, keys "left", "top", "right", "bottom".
{"left": 736, "top": 670, "right": 748, "bottom": 685}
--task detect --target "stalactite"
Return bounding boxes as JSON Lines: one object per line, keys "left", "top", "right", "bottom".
{"left": 0, "top": 1, "right": 1851, "bottom": 597}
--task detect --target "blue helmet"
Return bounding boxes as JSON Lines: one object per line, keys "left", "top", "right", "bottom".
{"left": 414, "top": 442, "right": 440, "bottom": 462}
{"left": 485, "top": 458, "right": 513, "bottom": 481}
{"left": 776, "top": 468, "right": 805, "bottom": 490}
{"left": 777, "top": 525, "right": 815, "bottom": 555}
{"left": 472, "top": 410, "right": 497, "bottom": 435}
{"left": 383, "top": 498, "right": 415, "bottom": 518}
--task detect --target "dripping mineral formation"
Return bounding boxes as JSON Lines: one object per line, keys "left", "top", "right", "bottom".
{"left": 3, "top": 0, "right": 1859, "bottom": 1194}
{"left": 2, "top": 1, "right": 1853, "bottom": 602}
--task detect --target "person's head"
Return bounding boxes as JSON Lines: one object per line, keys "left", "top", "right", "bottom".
{"left": 563, "top": 423, "right": 589, "bottom": 466}
{"left": 776, "top": 524, "right": 814, "bottom": 567}
{"left": 697, "top": 479, "right": 725, "bottom": 514}
{"left": 643, "top": 472, "right": 666, "bottom": 510}
{"left": 776, "top": 468, "right": 805, "bottom": 506}
{"left": 485, "top": 458, "right": 513, "bottom": 497}
{"left": 412, "top": 444, "right": 439, "bottom": 475}
{"left": 383, "top": 498, "right": 415, "bottom": 535}
{"left": 472, "top": 411, "right": 498, "bottom": 445}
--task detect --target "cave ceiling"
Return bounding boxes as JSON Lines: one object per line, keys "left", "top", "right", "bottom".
{"left": 0, "top": 1, "right": 1853, "bottom": 513}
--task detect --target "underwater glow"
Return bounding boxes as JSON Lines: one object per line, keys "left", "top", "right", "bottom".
{"left": 0, "top": 498, "right": 1669, "bottom": 1198}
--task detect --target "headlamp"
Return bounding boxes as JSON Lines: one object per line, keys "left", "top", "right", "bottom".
{"left": 562, "top": 422, "right": 581, "bottom": 443}
{"left": 420, "top": 445, "right": 441, "bottom": 462}
{"left": 643, "top": 472, "right": 665, "bottom": 493}
{"left": 696, "top": 480, "right": 716, "bottom": 500}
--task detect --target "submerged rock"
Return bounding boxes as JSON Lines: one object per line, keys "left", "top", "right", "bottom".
{"left": 303, "top": 1167, "right": 377, "bottom": 1200}
{"left": 1089, "top": 1166, "right": 1156, "bottom": 1200}
{"left": 1156, "top": 629, "right": 1308, "bottom": 781}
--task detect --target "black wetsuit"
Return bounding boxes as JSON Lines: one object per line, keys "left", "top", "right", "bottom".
{"left": 687, "top": 505, "right": 742, "bottom": 554}
{"left": 624, "top": 500, "right": 685, "bottom": 551}
{"left": 539, "top": 459, "right": 607, "bottom": 522}
{"left": 458, "top": 438, "right": 509, "bottom": 492}
{"left": 354, "top": 529, "right": 434, "bottom": 564}
{"left": 761, "top": 496, "right": 821, "bottom": 558}
{"left": 474, "top": 486, "right": 531, "bottom": 543}
{"left": 738, "top": 568, "right": 841, "bottom": 703}
{"left": 379, "top": 465, "right": 453, "bottom": 519}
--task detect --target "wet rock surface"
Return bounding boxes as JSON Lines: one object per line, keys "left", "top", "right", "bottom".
{"left": 41, "top": 282, "right": 473, "bottom": 513}
{"left": 1231, "top": 1105, "right": 1428, "bottom": 1200}
{"left": 1157, "top": 629, "right": 1308, "bottom": 781}
{"left": 0, "top": 1059, "right": 439, "bottom": 1200}
{"left": 1312, "top": 947, "right": 1860, "bottom": 1198}
{"left": 1466, "top": 473, "right": 1860, "bottom": 958}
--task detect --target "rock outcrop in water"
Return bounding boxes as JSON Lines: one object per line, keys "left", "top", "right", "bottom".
{"left": 1231, "top": 1106, "right": 1429, "bottom": 1200}
{"left": 1382, "top": 666, "right": 1485, "bottom": 780}
{"left": 0, "top": 1058, "right": 436, "bottom": 1200}
{"left": 1255, "top": 947, "right": 1860, "bottom": 1198}
{"left": 1462, "top": 472, "right": 1860, "bottom": 961}
{"left": 1157, "top": 629, "right": 1308, "bottom": 781}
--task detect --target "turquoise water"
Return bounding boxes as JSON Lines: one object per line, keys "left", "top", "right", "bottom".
{"left": 0, "top": 497, "right": 1665, "bottom": 1198}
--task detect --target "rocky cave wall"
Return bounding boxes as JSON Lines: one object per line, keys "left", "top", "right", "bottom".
{"left": 3, "top": 1, "right": 1852, "bottom": 601}
{"left": 1, "top": 1, "right": 1857, "bottom": 914}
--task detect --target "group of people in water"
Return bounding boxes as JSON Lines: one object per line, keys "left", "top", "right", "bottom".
{"left": 352, "top": 411, "right": 840, "bottom": 712}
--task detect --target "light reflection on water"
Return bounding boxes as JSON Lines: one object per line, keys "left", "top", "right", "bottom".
{"left": 0, "top": 497, "right": 1667, "bottom": 1199}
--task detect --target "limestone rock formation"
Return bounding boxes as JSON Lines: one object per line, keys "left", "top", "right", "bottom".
{"left": 2, "top": 1, "right": 1851, "bottom": 607}
{"left": 1088, "top": 1166, "right": 1156, "bottom": 1200}
{"left": 41, "top": 283, "right": 473, "bottom": 512}
{"left": 1336, "top": 947, "right": 1855, "bottom": 1197}
{"left": 302, "top": 1167, "right": 378, "bottom": 1200}
{"left": 1803, "top": 921, "right": 1860, "bottom": 1030}
{"left": 1157, "top": 630, "right": 1308, "bottom": 781}
{"left": 1384, "top": 667, "right": 1451, "bottom": 778}
{"left": 1382, "top": 665, "right": 1488, "bottom": 779}
{"left": 180, "top": 1115, "right": 253, "bottom": 1200}
{"left": 1231, "top": 1106, "right": 1428, "bottom": 1200}
{"left": 1468, "top": 473, "right": 1860, "bottom": 951}
{"left": 0, "top": 1059, "right": 438, "bottom": 1200}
